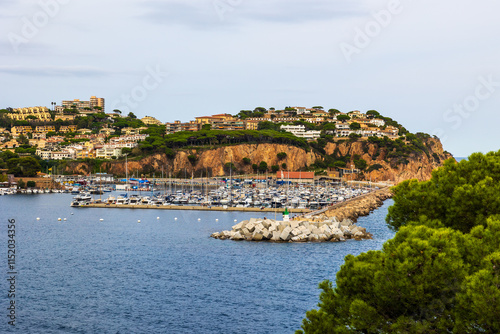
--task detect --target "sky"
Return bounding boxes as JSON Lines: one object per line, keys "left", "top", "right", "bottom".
{"left": 1, "top": 0, "right": 500, "bottom": 157}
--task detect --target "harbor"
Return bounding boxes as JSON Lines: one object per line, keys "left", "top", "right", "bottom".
{"left": 70, "top": 179, "right": 382, "bottom": 213}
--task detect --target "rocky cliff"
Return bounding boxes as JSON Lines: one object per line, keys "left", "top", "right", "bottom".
{"left": 324, "top": 137, "right": 452, "bottom": 183}
{"left": 64, "top": 137, "right": 452, "bottom": 183}
{"left": 65, "top": 143, "right": 321, "bottom": 178}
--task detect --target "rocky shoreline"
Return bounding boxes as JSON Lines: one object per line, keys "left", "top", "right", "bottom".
{"left": 211, "top": 188, "right": 393, "bottom": 243}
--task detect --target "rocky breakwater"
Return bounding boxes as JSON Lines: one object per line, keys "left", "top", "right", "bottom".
{"left": 323, "top": 188, "right": 393, "bottom": 222}
{"left": 210, "top": 217, "right": 372, "bottom": 243}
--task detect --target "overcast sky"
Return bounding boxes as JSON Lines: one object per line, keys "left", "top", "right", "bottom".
{"left": 1, "top": 0, "right": 499, "bottom": 157}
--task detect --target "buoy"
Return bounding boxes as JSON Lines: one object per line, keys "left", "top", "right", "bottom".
{"left": 71, "top": 213, "right": 74, "bottom": 215}
{"left": 100, "top": 218, "right": 104, "bottom": 222}
{"left": 174, "top": 217, "right": 178, "bottom": 221}
{"left": 36, "top": 217, "right": 40, "bottom": 221}
{"left": 63, "top": 218, "right": 67, "bottom": 221}
{"left": 234, "top": 219, "right": 237, "bottom": 222}
{"left": 138, "top": 220, "right": 141, "bottom": 223}
{"left": 157, "top": 217, "right": 160, "bottom": 220}
{"left": 198, "top": 218, "right": 201, "bottom": 221}
{"left": 58, "top": 218, "right": 61, "bottom": 221}
{"left": 215, "top": 219, "right": 218, "bottom": 222}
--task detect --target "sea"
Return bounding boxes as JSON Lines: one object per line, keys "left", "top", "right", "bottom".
{"left": 0, "top": 193, "right": 395, "bottom": 333}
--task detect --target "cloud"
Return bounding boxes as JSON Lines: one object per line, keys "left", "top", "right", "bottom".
{"left": 0, "top": 65, "right": 118, "bottom": 77}
{"left": 139, "top": 0, "right": 365, "bottom": 29}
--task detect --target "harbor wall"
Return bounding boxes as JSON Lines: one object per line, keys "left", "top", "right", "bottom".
{"left": 321, "top": 187, "right": 393, "bottom": 222}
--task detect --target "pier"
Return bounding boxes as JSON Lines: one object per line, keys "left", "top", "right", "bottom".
{"left": 81, "top": 203, "right": 311, "bottom": 213}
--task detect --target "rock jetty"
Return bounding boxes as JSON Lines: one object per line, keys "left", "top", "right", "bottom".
{"left": 323, "top": 188, "right": 393, "bottom": 222}
{"left": 210, "top": 217, "right": 372, "bottom": 242}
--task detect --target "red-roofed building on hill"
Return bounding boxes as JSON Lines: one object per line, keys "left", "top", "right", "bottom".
{"left": 276, "top": 171, "right": 315, "bottom": 183}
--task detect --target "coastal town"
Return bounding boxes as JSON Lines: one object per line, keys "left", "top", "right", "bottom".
{"left": 0, "top": 96, "right": 399, "bottom": 162}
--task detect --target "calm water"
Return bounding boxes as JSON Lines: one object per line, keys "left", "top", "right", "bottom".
{"left": 0, "top": 193, "right": 394, "bottom": 333}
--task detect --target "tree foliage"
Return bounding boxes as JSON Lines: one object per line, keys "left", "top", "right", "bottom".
{"left": 387, "top": 152, "right": 500, "bottom": 233}
{"left": 298, "top": 151, "right": 500, "bottom": 333}
{"left": 1, "top": 151, "right": 41, "bottom": 177}
{"left": 298, "top": 219, "right": 500, "bottom": 333}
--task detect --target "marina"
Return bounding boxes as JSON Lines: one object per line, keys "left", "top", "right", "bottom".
{"left": 69, "top": 181, "right": 379, "bottom": 213}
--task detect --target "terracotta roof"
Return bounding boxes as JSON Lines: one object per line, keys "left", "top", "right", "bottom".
{"left": 276, "top": 171, "right": 314, "bottom": 179}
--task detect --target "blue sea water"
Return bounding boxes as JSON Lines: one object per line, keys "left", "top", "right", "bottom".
{"left": 0, "top": 194, "right": 394, "bottom": 333}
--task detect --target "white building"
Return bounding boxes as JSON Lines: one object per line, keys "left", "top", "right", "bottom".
{"left": 370, "top": 119, "right": 385, "bottom": 127}
{"left": 280, "top": 125, "right": 321, "bottom": 140}
{"left": 36, "top": 149, "right": 75, "bottom": 160}
{"left": 95, "top": 146, "right": 123, "bottom": 159}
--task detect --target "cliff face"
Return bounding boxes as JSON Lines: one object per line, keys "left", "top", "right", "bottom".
{"left": 65, "top": 144, "right": 321, "bottom": 177}
{"left": 64, "top": 137, "right": 451, "bottom": 183}
{"left": 324, "top": 137, "right": 452, "bottom": 183}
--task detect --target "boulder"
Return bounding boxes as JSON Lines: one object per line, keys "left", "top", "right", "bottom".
{"left": 271, "top": 231, "right": 281, "bottom": 241}
{"left": 354, "top": 231, "right": 365, "bottom": 238}
{"left": 330, "top": 222, "right": 340, "bottom": 230}
{"left": 308, "top": 234, "right": 319, "bottom": 242}
{"left": 318, "top": 234, "right": 328, "bottom": 242}
{"left": 253, "top": 232, "right": 264, "bottom": 241}
{"left": 246, "top": 222, "right": 256, "bottom": 232}
{"left": 262, "top": 220, "right": 271, "bottom": 229}
{"left": 232, "top": 222, "right": 244, "bottom": 231}
{"left": 332, "top": 229, "right": 344, "bottom": 240}
{"left": 248, "top": 218, "right": 258, "bottom": 225}
{"left": 311, "top": 227, "right": 322, "bottom": 235}
{"left": 320, "top": 225, "right": 332, "bottom": 233}
{"left": 231, "top": 232, "right": 244, "bottom": 241}
{"left": 280, "top": 227, "right": 292, "bottom": 241}
{"left": 341, "top": 219, "right": 353, "bottom": 227}
{"left": 290, "top": 221, "right": 299, "bottom": 229}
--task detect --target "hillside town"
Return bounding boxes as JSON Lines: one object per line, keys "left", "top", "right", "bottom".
{"left": 0, "top": 97, "right": 400, "bottom": 161}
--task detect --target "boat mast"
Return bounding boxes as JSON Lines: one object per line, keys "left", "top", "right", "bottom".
{"left": 229, "top": 157, "right": 232, "bottom": 205}
{"left": 125, "top": 154, "right": 129, "bottom": 194}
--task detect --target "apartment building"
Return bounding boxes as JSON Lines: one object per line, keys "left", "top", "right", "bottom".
{"left": 61, "top": 96, "right": 105, "bottom": 113}
{"left": 165, "top": 121, "right": 200, "bottom": 134}
{"left": 141, "top": 116, "right": 162, "bottom": 126}
{"left": 7, "top": 107, "right": 51, "bottom": 121}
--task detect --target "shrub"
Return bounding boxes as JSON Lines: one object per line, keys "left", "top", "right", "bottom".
{"left": 277, "top": 152, "right": 287, "bottom": 160}
{"left": 187, "top": 155, "right": 197, "bottom": 165}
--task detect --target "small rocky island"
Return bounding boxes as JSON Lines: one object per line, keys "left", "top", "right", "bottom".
{"left": 211, "top": 214, "right": 371, "bottom": 243}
